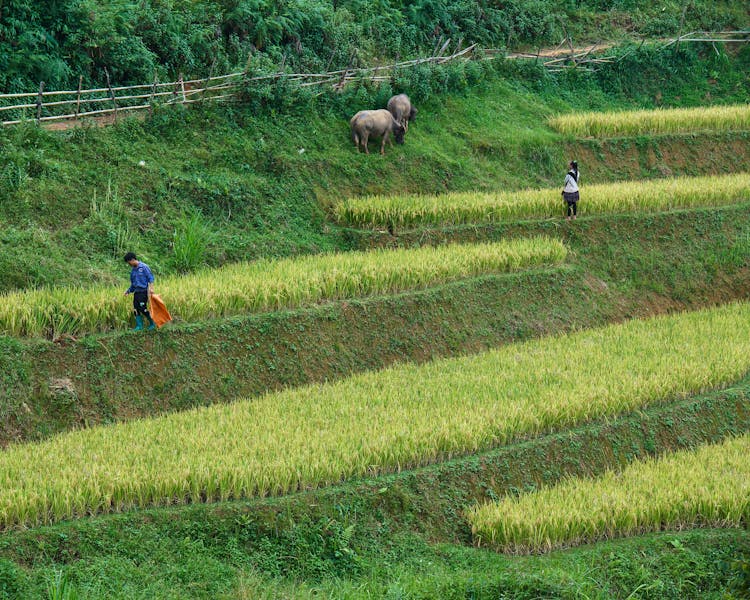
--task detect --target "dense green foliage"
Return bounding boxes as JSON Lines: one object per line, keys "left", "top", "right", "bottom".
{"left": 1, "top": 0, "right": 748, "bottom": 91}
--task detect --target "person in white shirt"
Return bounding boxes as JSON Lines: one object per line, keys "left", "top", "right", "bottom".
{"left": 562, "top": 160, "right": 580, "bottom": 220}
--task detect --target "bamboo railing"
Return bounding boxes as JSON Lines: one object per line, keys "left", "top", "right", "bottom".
{"left": 505, "top": 30, "right": 750, "bottom": 72}
{"left": 2, "top": 30, "right": 747, "bottom": 127}
{"left": 0, "top": 42, "right": 476, "bottom": 127}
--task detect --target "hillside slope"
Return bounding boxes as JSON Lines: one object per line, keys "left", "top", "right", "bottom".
{"left": 0, "top": 44, "right": 748, "bottom": 292}
{"left": 1, "top": 34, "right": 750, "bottom": 600}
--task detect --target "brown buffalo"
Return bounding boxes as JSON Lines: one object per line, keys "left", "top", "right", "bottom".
{"left": 350, "top": 109, "right": 406, "bottom": 155}
{"left": 387, "top": 94, "right": 417, "bottom": 130}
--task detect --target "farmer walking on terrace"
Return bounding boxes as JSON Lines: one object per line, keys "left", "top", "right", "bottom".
{"left": 562, "top": 160, "right": 580, "bottom": 221}
{"left": 123, "top": 252, "right": 156, "bottom": 331}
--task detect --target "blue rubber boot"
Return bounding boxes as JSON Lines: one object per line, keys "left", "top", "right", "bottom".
{"left": 133, "top": 315, "right": 144, "bottom": 331}
{"left": 147, "top": 316, "right": 156, "bottom": 330}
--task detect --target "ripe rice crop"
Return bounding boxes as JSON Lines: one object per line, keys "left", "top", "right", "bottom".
{"left": 334, "top": 173, "right": 750, "bottom": 228}
{"left": 468, "top": 434, "right": 750, "bottom": 554}
{"left": 0, "top": 238, "right": 566, "bottom": 337}
{"left": 1, "top": 302, "right": 750, "bottom": 529}
{"left": 548, "top": 103, "right": 750, "bottom": 137}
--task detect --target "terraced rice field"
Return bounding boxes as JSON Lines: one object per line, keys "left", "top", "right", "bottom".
{"left": 334, "top": 173, "right": 750, "bottom": 228}
{"left": 0, "top": 302, "right": 749, "bottom": 529}
{"left": 469, "top": 434, "right": 750, "bottom": 554}
{"left": 548, "top": 103, "right": 750, "bottom": 137}
{"left": 0, "top": 238, "right": 565, "bottom": 337}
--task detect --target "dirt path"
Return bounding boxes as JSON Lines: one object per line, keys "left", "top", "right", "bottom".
{"left": 43, "top": 109, "right": 146, "bottom": 131}
{"left": 506, "top": 41, "right": 615, "bottom": 60}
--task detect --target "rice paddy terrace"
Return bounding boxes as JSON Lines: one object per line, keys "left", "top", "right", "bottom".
{"left": 2, "top": 69, "right": 750, "bottom": 598}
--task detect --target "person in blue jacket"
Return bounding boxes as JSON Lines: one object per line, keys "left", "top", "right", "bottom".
{"left": 123, "top": 252, "right": 156, "bottom": 330}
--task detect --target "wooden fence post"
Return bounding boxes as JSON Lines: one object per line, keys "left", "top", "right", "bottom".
{"left": 431, "top": 34, "right": 444, "bottom": 57}
{"left": 201, "top": 60, "right": 216, "bottom": 103}
{"left": 336, "top": 51, "right": 356, "bottom": 91}
{"left": 104, "top": 68, "right": 118, "bottom": 122}
{"left": 179, "top": 73, "right": 187, "bottom": 103}
{"left": 149, "top": 72, "right": 157, "bottom": 115}
{"left": 391, "top": 53, "right": 400, "bottom": 87}
{"left": 75, "top": 76, "right": 83, "bottom": 121}
{"left": 244, "top": 52, "right": 253, "bottom": 77}
{"left": 276, "top": 54, "right": 287, "bottom": 84}
{"left": 36, "top": 81, "right": 45, "bottom": 123}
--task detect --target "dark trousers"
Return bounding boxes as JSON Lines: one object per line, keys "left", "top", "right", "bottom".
{"left": 133, "top": 291, "right": 153, "bottom": 319}
{"left": 563, "top": 191, "right": 579, "bottom": 217}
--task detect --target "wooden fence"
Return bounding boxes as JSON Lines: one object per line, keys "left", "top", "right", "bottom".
{"left": 0, "top": 41, "right": 476, "bottom": 127}
{"left": 2, "top": 30, "right": 747, "bottom": 127}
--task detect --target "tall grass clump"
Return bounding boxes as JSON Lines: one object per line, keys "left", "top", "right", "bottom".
{"left": 335, "top": 173, "right": 750, "bottom": 228}
{"left": 172, "top": 212, "right": 213, "bottom": 273}
{"left": 548, "top": 104, "right": 750, "bottom": 137}
{"left": 0, "top": 238, "right": 566, "bottom": 338}
{"left": 469, "top": 434, "right": 750, "bottom": 554}
{"left": 1, "top": 302, "right": 750, "bottom": 529}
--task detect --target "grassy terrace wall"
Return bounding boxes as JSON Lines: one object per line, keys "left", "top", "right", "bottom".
{"left": 2, "top": 202, "right": 750, "bottom": 446}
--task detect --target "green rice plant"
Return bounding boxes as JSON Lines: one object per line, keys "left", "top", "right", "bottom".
{"left": 0, "top": 301, "right": 750, "bottom": 529}
{"left": 334, "top": 173, "right": 750, "bottom": 228}
{"left": 0, "top": 238, "right": 566, "bottom": 338}
{"left": 548, "top": 103, "right": 750, "bottom": 137}
{"left": 468, "top": 433, "right": 750, "bottom": 554}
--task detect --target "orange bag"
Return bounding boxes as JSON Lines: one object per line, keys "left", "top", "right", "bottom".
{"left": 149, "top": 293, "right": 173, "bottom": 328}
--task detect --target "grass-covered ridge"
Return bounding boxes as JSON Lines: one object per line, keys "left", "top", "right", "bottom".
{"left": 548, "top": 103, "right": 750, "bottom": 137}
{"left": 0, "top": 238, "right": 565, "bottom": 338}
{"left": 470, "top": 434, "right": 750, "bottom": 554}
{"left": 2, "top": 301, "right": 750, "bottom": 529}
{"left": 335, "top": 173, "right": 750, "bottom": 228}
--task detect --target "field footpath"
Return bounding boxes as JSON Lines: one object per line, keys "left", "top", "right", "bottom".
{"left": 2, "top": 202, "right": 750, "bottom": 446}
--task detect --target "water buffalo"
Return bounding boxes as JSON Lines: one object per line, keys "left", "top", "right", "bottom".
{"left": 350, "top": 109, "right": 405, "bottom": 155}
{"left": 387, "top": 94, "right": 417, "bottom": 130}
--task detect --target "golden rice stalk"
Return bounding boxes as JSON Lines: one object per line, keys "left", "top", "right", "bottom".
{"left": 0, "top": 238, "right": 566, "bottom": 337}
{"left": 548, "top": 104, "right": 750, "bottom": 137}
{"left": 334, "top": 173, "right": 750, "bottom": 228}
{"left": 468, "top": 434, "right": 750, "bottom": 554}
